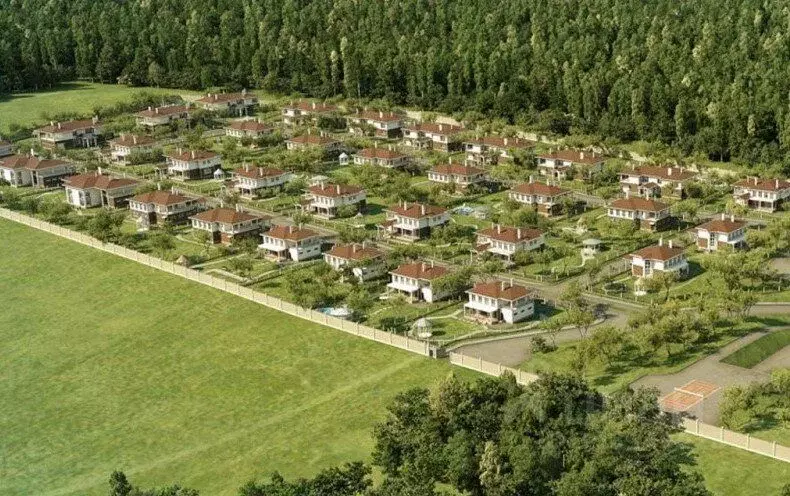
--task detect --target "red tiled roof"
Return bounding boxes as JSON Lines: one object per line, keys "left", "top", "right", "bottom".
{"left": 387, "top": 202, "right": 447, "bottom": 218}
{"left": 196, "top": 92, "right": 256, "bottom": 104}
{"left": 288, "top": 134, "right": 338, "bottom": 145}
{"left": 511, "top": 182, "right": 569, "bottom": 197}
{"left": 284, "top": 100, "right": 338, "bottom": 113}
{"left": 623, "top": 165, "right": 696, "bottom": 182}
{"left": 191, "top": 207, "right": 266, "bottom": 225}
{"left": 734, "top": 177, "right": 790, "bottom": 191}
{"left": 109, "top": 134, "right": 155, "bottom": 147}
{"left": 234, "top": 166, "right": 287, "bottom": 179}
{"left": 477, "top": 226, "right": 543, "bottom": 243}
{"left": 136, "top": 105, "right": 189, "bottom": 118}
{"left": 325, "top": 243, "right": 382, "bottom": 261}
{"left": 35, "top": 119, "right": 99, "bottom": 133}
{"left": 609, "top": 197, "right": 669, "bottom": 212}
{"left": 466, "top": 136, "right": 536, "bottom": 149}
{"left": 64, "top": 173, "right": 139, "bottom": 190}
{"left": 166, "top": 149, "right": 218, "bottom": 161}
{"left": 0, "top": 154, "right": 33, "bottom": 170}
{"left": 538, "top": 149, "right": 604, "bottom": 165}
{"left": 430, "top": 162, "right": 485, "bottom": 176}
{"left": 404, "top": 122, "right": 463, "bottom": 135}
{"left": 356, "top": 148, "right": 406, "bottom": 160}
{"left": 696, "top": 218, "right": 746, "bottom": 234}
{"left": 227, "top": 121, "right": 271, "bottom": 132}
{"left": 309, "top": 183, "right": 364, "bottom": 197}
{"left": 390, "top": 262, "right": 448, "bottom": 280}
{"left": 629, "top": 244, "right": 684, "bottom": 261}
{"left": 265, "top": 224, "right": 321, "bottom": 241}
{"left": 131, "top": 190, "right": 194, "bottom": 206}
{"left": 350, "top": 110, "right": 402, "bottom": 123}
{"left": 468, "top": 281, "right": 530, "bottom": 301}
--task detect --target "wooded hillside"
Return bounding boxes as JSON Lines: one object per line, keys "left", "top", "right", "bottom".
{"left": 2, "top": 0, "right": 790, "bottom": 165}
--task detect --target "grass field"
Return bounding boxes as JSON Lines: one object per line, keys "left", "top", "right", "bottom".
{"left": 0, "top": 218, "right": 468, "bottom": 496}
{"left": 721, "top": 329, "right": 790, "bottom": 368}
{"left": 0, "top": 82, "right": 198, "bottom": 133}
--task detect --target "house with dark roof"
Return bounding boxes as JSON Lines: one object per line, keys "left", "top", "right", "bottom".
{"left": 307, "top": 183, "right": 366, "bottom": 218}
{"left": 129, "top": 189, "right": 203, "bottom": 228}
{"left": 387, "top": 262, "right": 451, "bottom": 302}
{"left": 190, "top": 206, "right": 270, "bottom": 245}
{"left": 509, "top": 178, "right": 571, "bottom": 216}
{"left": 607, "top": 196, "right": 672, "bottom": 231}
{"left": 233, "top": 165, "right": 291, "bottom": 197}
{"left": 347, "top": 110, "right": 404, "bottom": 138}
{"left": 695, "top": 214, "right": 747, "bottom": 252}
{"left": 627, "top": 238, "right": 688, "bottom": 278}
{"left": 464, "top": 136, "right": 536, "bottom": 166}
{"left": 281, "top": 100, "right": 339, "bottom": 125}
{"left": 135, "top": 105, "right": 190, "bottom": 127}
{"left": 324, "top": 243, "right": 385, "bottom": 281}
{"left": 475, "top": 225, "right": 544, "bottom": 260}
{"left": 733, "top": 177, "right": 790, "bottom": 212}
{"left": 109, "top": 134, "right": 156, "bottom": 164}
{"left": 195, "top": 90, "right": 258, "bottom": 115}
{"left": 464, "top": 281, "right": 535, "bottom": 324}
{"left": 225, "top": 119, "right": 273, "bottom": 139}
{"left": 166, "top": 149, "right": 222, "bottom": 180}
{"left": 34, "top": 118, "right": 103, "bottom": 149}
{"left": 402, "top": 122, "right": 464, "bottom": 151}
{"left": 0, "top": 153, "right": 76, "bottom": 188}
{"left": 285, "top": 133, "right": 341, "bottom": 152}
{"left": 259, "top": 224, "right": 323, "bottom": 261}
{"left": 380, "top": 202, "right": 450, "bottom": 240}
{"left": 536, "top": 149, "right": 604, "bottom": 180}
{"left": 63, "top": 171, "right": 140, "bottom": 208}
{"left": 353, "top": 147, "right": 410, "bottom": 168}
{"left": 619, "top": 165, "right": 696, "bottom": 198}
{"left": 428, "top": 161, "right": 486, "bottom": 188}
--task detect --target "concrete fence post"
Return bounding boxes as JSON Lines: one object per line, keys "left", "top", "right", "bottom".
{"left": 746, "top": 434, "right": 751, "bottom": 449}
{"left": 695, "top": 419, "right": 700, "bottom": 434}
{"left": 498, "top": 363, "right": 503, "bottom": 375}
{"left": 479, "top": 356, "right": 483, "bottom": 370}
{"left": 356, "top": 322, "right": 360, "bottom": 335}
{"left": 773, "top": 441, "right": 777, "bottom": 457}
{"left": 720, "top": 426, "right": 724, "bottom": 441}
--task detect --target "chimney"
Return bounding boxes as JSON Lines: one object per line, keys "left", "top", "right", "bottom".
{"left": 580, "top": 151, "right": 585, "bottom": 160}
{"left": 421, "top": 204, "right": 426, "bottom": 216}
{"left": 353, "top": 244, "right": 358, "bottom": 253}
{"left": 50, "top": 121, "right": 55, "bottom": 127}
{"left": 721, "top": 213, "right": 726, "bottom": 221}
{"left": 92, "top": 116, "right": 99, "bottom": 125}
{"left": 236, "top": 203, "right": 242, "bottom": 212}
{"left": 501, "top": 280, "right": 505, "bottom": 291}
{"left": 668, "top": 240, "right": 673, "bottom": 249}
{"left": 148, "top": 106, "right": 152, "bottom": 112}
{"left": 132, "top": 135, "right": 138, "bottom": 145}
{"left": 245, "top": 163, "right": 250, "bottom": 172}
{"left": 312, "top": 102, "right": 316, "bottom": 110}
{"left": 191, "top": 150, "right": 196, "bottom": 159}
{"left": 625, "top": 190, "right": 630, "bottom": 199}
{"left": 178, "top": 147, "right": 183, "bottom": 155}
{"left": 529, "top": 175, "right": 534, "bottom": 184}
{"left": 438, "top": 124, "right": 443, "bottom": 131}
{"left": 667, "top": 167, "right": 673, "bottom": 176}
{"left": 503, "top": 137, "right": 508, "bottom": 146}
{"left": 517, "top": 228, "right": 522, "bottom": 239}
{"left": 731, "top": 214, "right": 735, "bottom": 222}
{"left": 97, "top": 166, "right": 103, "bottom": 176}
{"left": 336, "top": 184, "right": 341, "bottom": 195}
{"left": 776, "top": 179, "right": 780, "bottom": 189}
{"left": 157, "top": 183, "right": 162, "bottom": 191}
{"left": 258, "top": 168, "right": 264, "bottom": 177}
{"left": 658, "top": 237, "right": 663, "bottom": 247}
{"left": 57, "top": 122, "right": 62, "bottom": 130}
{"left": 379, "top": 111, "right": 384, "bottom": 119}
{"left": 497, "top": 224, "right": 501, "bottom": 234}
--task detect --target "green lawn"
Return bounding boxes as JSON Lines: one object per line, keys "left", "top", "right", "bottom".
{"left": 678, "top": 434, "right": 790, "bottom": 496}
{"left": 0, "top": 218, "right": 468, "bottom": 495}
{"left": 0, "top": 82, "right": 198, "bottom": 133}
{"left": 721, "top": 329, "right": 790, "bottom": 368}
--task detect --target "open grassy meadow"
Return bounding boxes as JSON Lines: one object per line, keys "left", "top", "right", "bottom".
{"left": 0, "top": 82, "right": 199, "bottom": 133}
{"left": 0, "top": 219, "right": 466, "bottom": 495}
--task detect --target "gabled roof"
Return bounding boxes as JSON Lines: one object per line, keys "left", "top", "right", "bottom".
{"left": 404, "top": 122, "right": 463, "bottom": 135}
{"left": 696, "top": 218, "right": 747, "bottom": 234}
{"left": 284, "top": 100, "right": 338, "bottom": 113}
{"left": 538, "top": 149, "right": 604, "bottom": 165}
{"left": 390, "top": 262, "right": 448, "bottom": 281}
{"left": 191, "top": 207, "right": 266, "bottom": 225}
{"left": 623, "top": 165, "right": 696, "bottom": 182}
{"left": 430, "top": 162, "right": 485, "bottom": 176}
{"left": 227, "top": 120, "right": 271, "bottom": 132}
{"left": 511, "top": 182, "right": 569, "bottom": 197}
{"left": 131, "top": 190, "right": 195, "bottom": 206}
{"left": 35, "top": 119, "right": 99, "bottom": 133}
{"left": 109, "top": 134, "right": 155, "bottom": 147}
{"left": 387, "top": 202, "right": 447, "bottom": 218}
{"left": 309, "top": 183, "right": 364, "bottom": 197}
{"left": 287, "top": 134, "right": 338, "bottom": 145}
{"left": 356, "top": 148, "right": 406, "bottom": 160}
{"left": 136, "top": 105, "right": 189, "bottom": 118}
{"left": 734, "top": 177, "right": 790, "bottom": 191}
{"left": 468, "top": 281, "right": 530, "bottom": 301}
{"left": 234, "top": 166, "right": 287, "bottom": 179}
{"left": 477, "top": 225, "right": 543, "bottom": 243}
{"left": 0, "top": 155, "right": 71, "bottom": 171}
{"left": 629, "top": 244, "right": 685, "bottom": 261}
{"left": 63, "top": 173, "right": 139, "bottom": 190}
{"left": 465, "top": 136, "right": 536, "bottom": 149}
{"left": 265, "top": 224, "right": 321, "bottom": 241}
{"left": 325, "top": 243, "right": 383, "bottom": 261}
{"left": 350, "top": 110, "right": 402, "bottom": 123}
{"left": 166, "top": 149, "right": 218, "bottom": 161}
{"left": 609, "top": 197, "right": 669, "bottom": 212}
{"left": 196, "top": 92, "right": 256, "bottom": 104}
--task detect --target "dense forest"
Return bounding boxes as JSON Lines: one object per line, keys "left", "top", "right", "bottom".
{"left": 2, "top": 0, "right": 790, "bottom": 165}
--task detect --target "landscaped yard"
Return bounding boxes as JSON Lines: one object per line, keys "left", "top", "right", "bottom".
{"left": 721, "top": 329, "right": 790, "bottom": 368}
{"left": 0, "top": 218, "right": 471, "bottom": 495}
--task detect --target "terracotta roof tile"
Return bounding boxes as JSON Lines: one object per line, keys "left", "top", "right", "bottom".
{"left": 466, "top": 136, "right": 536, "bottom": 149}
{"left": 288, "top": 134, "right": 338, "bottom": 145}
{"left": 511, "top": 182, "right": 569, "bottom": 197}
{"left": 390, "top": 262, "right": 448, "bottom": 280}
{"left": 64, "top": 173, "right": 139, "bottom": 190}
{"left": 166, "top": 149, "right": 218, "bottom": 161}
{"left": 325, "top": 243, "right": 383, "bottom": 261}
{"left": 35, "top": 119, "right": 99, "bottom": 133}
{"left": 309, "top": 183, "right": 364, "bottom": 197}
{"left": 284, "top": 100, "right": 338, "bottom": 113}
{"left": 265, "top": 224, "right": 321, "bottom": 241}
{"left": 404, "top": 122, "right": 463, "bottom": 135}
{"left": 191, "top": 207, "right": 267, "bottom": 225}
{"left": 136, "top": 105, "right": 189, "bottom": 118}
{"left": 356, "top": 148, "right": 406, "bottom": 160}
{"left": 196, "top": 92, "right": 257, "bottom": 104}
{"left": 609, "top": 197, "right": 669, "bottom": 212}
{"left": 131, "top": 190, "right": 194, "bottom": 206}
{"left": 696, "top": 218, "right": 747, "bottom": 233}
{"left": 430, "top": 162, "right": 485, "bottom": 176}
{"left": 623, "top": 165, "right": 696, "bottom": 182}
{"left": 629, "top": 244, "right": 685, "bottom": 261}
{"left": 387, "top": 202, "right": 447, "bottom": 218}
{"left": 468, "top": 281, "right": 530, "bottom": 300}
{"left": 538, "top": 149, "right": 605, "bottom": 165}
{"left": 734, "top": 178, "right": 790, "bottom": 191}
{"left": 350, "top": 110, "right": 402, "bottom": 123}
{"left": 109, "top": 134, "right": 155, "bottom": 147}
{"left": 234, "top": 166, "right": 287, "bottom": 179}
{"left": 477, "top": 226, "right": 543, "bottom": 243}
{"left": 227, "top": 121, "right": 272, "bottom": 132}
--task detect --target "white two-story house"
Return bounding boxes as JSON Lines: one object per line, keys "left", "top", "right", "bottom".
{"left": 166, "top": 149, "right": 222, "bottom": 180}
{"left": 387, "top": 262, "right": 451, "bottom": 303}
{"left": 259, "top": 224, "right": 323, "bottom": 261}
{"left": 34, "top": 118, "right": 103, "bottom": 149}
{"left": 285, "top": 133, "right": 341, "bottom": 152}
{"left": 509, "top": 179, "right": 571, "bottom": 217}
{"left": 324, "top": 243, "right": 385, "bottom": 281}
{"left": 475, "top": 225, "right": 544, "bottom": 261}
{"left": 380, "top": 202, "right": 450, "bottom": 240}
{"left": 233, "top": 166, "right": 291, "bottom": 197}
{"left": 109, "top": 134, "right": 156, "bottom": 164}
{"left": 695, "top": 215, "right": 747, "bottom": 252}
{"left": 402, "top": 122, "right": 463, "bottom": 152}
{"left": 190, "top": 206, "right": 271, "bottom": 245}
{"left": 464, "top": 281, "right": 535, "bottom": 324}
{"left": 353, "top": 147, "right": 410, "bottom": 168}
{"left": 347, "top": 110, "right": 404, "bottom": 138}
{"left": 129, "top": 189, "right": 203, "bottom": 228}
{"left": 307, "top": 183, "right": 366, "bottom": 218}
{"left": 619, "top": 165, "right": 696, "bottom": 198}
{"left": 195, "top": 90, "right": 258, "bottom": 116}
{"left": 225, "top": 120, "right": 273, "bottom": 139}
{"left": 733, "top": 177, "right": 790, "bottom": 212}
{"left": 428, "top": 162, "right": 486, "bottom": 188}
{"left": 628, "top": 239, "right": 688, "bottom": 278}
{"left": 464, "top": 136, "right": 536, "bottom": 166}
{"left": 607, "top": 197, "right": 672, "bottom": 231}
{"left": 536, "top": 149, "right": 605, "bottom": 180}
{"left": 1, "top": 154, "right": 76, "bottom": 188}
{"left": 281, "top": 101, "right": 339, "bottom": 125}
{"left": 135, "top": 105, "right": 190, "bottom": 127}
{"left": 63, "top": 172, "right": 140, "bottom": 209}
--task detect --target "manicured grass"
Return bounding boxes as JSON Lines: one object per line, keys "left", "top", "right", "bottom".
{"left": 0, "top": 218, "right": 469, "bottom": 495}
{"left": 721, "top": 329, "right": 790, "bottom": 368}
{"left": 0, "top": 82, "right": 198, "bottom": 133}
{"left": 677, "top": 433, "right": 790, "bottom": 496}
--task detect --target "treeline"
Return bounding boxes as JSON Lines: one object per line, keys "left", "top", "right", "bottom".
{"left": 3, "top": 0, "right": 790, "bottom": 165}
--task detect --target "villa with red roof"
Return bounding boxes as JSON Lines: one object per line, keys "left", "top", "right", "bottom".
{"left": 733, "top": 177, "right": 790, "bottom": 212}
{"left": 380, "top": 202, "right": 450, "bottom": 240}
{"left": 620, "top": 165, "right": 696, "bottom": 198}
{"left": 387, "top": 262, "right": 451, "bottom": 303}
{"left": 307, "top": 183, "right": 367, "bottom": 218}
{"left": 281, "top": 100, "right": 339, "bottom": 125}
{"left": 109, "top": 134, "right": 156, "bottom": 164}
{"left": 347, "top": 110, "right": 404, "bottom": 138}
{"left": 166, "top": 149, "right": 222, "bottom": 180}
{"left": 0, "top": 153, "right": 76, "bottom": 188}
{"left": 324, "top": 243, "right": 385, "bottom": 281}
{"left": 233, "top": 165, "right": 291, "bottom": 197}
{"left": 536, "top": 149, "right": 604, "bottom": 180}
{"left": 190, "top": 206, "right": 271, "bottom": 245}
{"left": 259, "top": 224, "right": 323, "bottom": 261}
{"left": 63, "top": 172, "right": 139, "bottom": 209}
{"left": 464, "top": 281, "right": 535, "bottom": 324}
{"left": 428, "top": 161, "right": 486, "bottom": 188}
{"left": 402, "top": 122, "right": 464, "bottom": 152}
{"left": 475, "top": 225, "right": 544, "bottom": 260}
{"left": 285, "top": 133, "right": 341, "bottom": 152}
{"left": 34, "top": 118, "right": 103, "bottom": 149}
{"left": 195, "top": 90, "right": 258, "bottom": 115}
{"left": 695, "top": 215, "right": 748, "bottom": 252}
{"left": 353, "top": 147, "right": 410, "bottom": 168}
{"left": 464, "top": 136, "right": 536, "bottom": 166}
{"left": 509, "top": 179, "right": 571, "bottom": 216}
{"left": 129, "top": 189, "right": 202, "bottom": 228}
{"left": 225, "top": 120, "right": 273, "bottom": 139}
{"left": 627, "top": 238, "right": 688, "bottom": 278}
{"left": 607, "top": 196, "right": 672, "bottom": 231}
{"left": 135, "top": 105, "right": 190, "bottom": 127}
